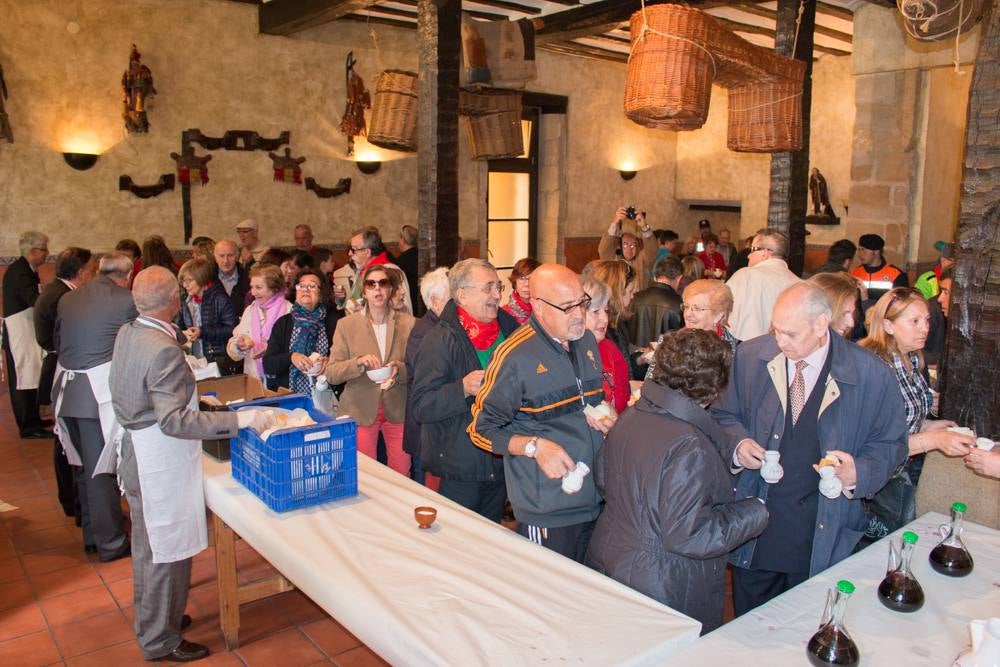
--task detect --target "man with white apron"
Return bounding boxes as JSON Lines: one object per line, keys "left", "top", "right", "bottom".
{"left": 2, "top": 230, "right": 49, "bottom": 438}
{"left": 109, "top": 267, "right": 272, "bottom": 663}
{"left": 53, "top": 252, "right": 136, "bottom": 561}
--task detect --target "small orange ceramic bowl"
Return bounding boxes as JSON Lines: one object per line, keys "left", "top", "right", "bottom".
{"left": 414, "top": 506, "right": 437, "bottom": 529}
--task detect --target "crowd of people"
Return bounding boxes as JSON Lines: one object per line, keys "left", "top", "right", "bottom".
{"left": 1, "top": 210, "right": 997, "bottom": 659}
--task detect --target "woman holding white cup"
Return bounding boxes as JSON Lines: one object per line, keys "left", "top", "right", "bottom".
{"left": 227, "top": 264, "right": 292, "bottom": 381}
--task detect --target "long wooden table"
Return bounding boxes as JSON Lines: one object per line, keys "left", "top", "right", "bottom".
{"left": 202, "top": 454, "right": 702, "bottom": 665}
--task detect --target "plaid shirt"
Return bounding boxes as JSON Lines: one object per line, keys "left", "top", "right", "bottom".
{"left": 891, "top": 351, "right": 932, "bottom": 434}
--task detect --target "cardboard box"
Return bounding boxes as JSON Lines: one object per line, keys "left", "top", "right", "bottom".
{"left": 197, "top": 375, "right": 292, "bottom": 460}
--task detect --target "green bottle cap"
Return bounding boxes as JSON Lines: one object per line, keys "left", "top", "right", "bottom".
{"left": 902, "top": 531, "right": 918, "bottom": 544}
{"left": 836, "top": 580, "right": 855, "bottom": 595}
{"left": 952, "top": 502, "right": 968, "bottom": 513}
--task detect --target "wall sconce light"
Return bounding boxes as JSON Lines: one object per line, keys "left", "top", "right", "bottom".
{"left": 619, "top": 169, "right": 637, "bottom": 181}
{"left": 356, "top": 160, "right": 382, "bottom": 175}
{"left": 63, "top": 152, "right": 99, "bottom": 171}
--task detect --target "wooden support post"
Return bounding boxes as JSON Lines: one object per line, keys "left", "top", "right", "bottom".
{"left": 213, "top": 513, "right": 240, "bottom": 650}
{"left": 766, "top": 0, "right": 815, "bottom": 276}
{"left": 941, "top": 6, "right": 1000, "bottom": 436}
{"left": 417, "top": 0, "right": 462, "bottom": 276}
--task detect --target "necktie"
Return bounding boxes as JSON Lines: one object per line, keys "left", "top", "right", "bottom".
{"left": 790, "top": 360, "right": 808, "bottom": 425}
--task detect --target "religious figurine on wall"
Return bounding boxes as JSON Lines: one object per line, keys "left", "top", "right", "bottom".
{"left": 122, "top": 44, "right": 156, "bottom": 133}
{"left": 170, "top": 145, "right": 211, "bottom": 185}
{"left": 0, "top": 63, "right": 12, "bottom": 143}
{"left": 806, "top": 167, "right": 840, "bottom": 225}
{"left": 269, "top": 147, "right": 306, "bottom": 184}
{"left": 339, "top": 51, "right": 370, "bottom": 157}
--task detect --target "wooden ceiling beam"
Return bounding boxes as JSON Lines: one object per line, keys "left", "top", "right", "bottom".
{"left": 706, "top": 2, "right": 852, "bottom": 43}
{"left": 464, "top": 0, "right": 542, "bottom": 15}
{"left": 713, "top": 16, "right": 849, "bottom": 56}
{"left": 342, "top": 13, "right": 416, "bottom": 29}
{"left": 817, "top": 1, "right": 854, "bottom": 22}
{"left": 533, "top": 0, "right": 649, "bottom": 45}
{"left": 260, "top": 0, "right": 380, "bottom": 35}
{"left": 539, "top": 40, "right": 628, "bottom": 63}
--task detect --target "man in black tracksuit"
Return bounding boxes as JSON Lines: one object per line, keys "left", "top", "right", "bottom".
{"left": 468, "top": 264, "right": 613, "bottom": 562}
{"left": 410, "top": 259, "right": 520, "bottom": 521}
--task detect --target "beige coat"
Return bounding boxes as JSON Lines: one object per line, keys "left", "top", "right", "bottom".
{"left": 325, "top": 309, "right": 415, "bottom": 426}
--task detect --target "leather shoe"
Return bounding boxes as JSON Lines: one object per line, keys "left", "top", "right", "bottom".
{"left": 180, "top": 614, "right": 192, "bottom": 630}
{"left": 84, "top": 544, "right": 97, "bottom": 554}
{"left": 99, "top": 542, "right": 131, "bottom": 563}
{"left": 158, "top": 639, "right": 209, "bottom": 662}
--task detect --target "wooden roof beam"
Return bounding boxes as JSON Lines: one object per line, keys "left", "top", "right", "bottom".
{"left": 706, "top": 2, "right": 852, "bottom": 43}
{"left": 713, "top": 16, "right": 850, "bottom": 55}
{"left": 260, "top": 0, "right": 379, "bottom": 35}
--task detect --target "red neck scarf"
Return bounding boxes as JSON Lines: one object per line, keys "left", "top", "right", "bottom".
{"left": 192, "top": 281, "right": 214, "bottom": 304}
{"left": 457, "top": 306, "right": 500, "bottom": 350}
{"left": 511, "top": 291, "right": 532, "bottom": 317}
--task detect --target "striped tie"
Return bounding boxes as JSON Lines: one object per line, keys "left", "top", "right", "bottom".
{"left": 790, "top": 360, "right": 808, "bottom": 425}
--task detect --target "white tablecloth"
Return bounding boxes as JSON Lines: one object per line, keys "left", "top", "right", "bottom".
{"left": 203, "top": 455, "right": 701, "bottom": 666}
{"left": 669, "top": 512, "right": 1000, "bottom": 665}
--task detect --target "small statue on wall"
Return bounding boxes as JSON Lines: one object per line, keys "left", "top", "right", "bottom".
{"left": 122, "top": 44, "right": 157, "bottom": 133}
{"left": 170, "top": 145, "right": 211, "bottom": 185}
{"left": 269, "top": 147, "right": 306, "bottom": 184}
{"left": 0, "top": 63, "right": 12, "bottom": 143}
{"left": 339, "top": 52, "right": 370, "bottom": 157}
{"left": 807, "top": 167, "right": 840, "bottom": 225}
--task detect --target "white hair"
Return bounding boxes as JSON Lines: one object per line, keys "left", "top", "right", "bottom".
{"left": 781, "top": 281, "right": 832, "bottom": 321}
{"left": 449, "top": 258, "right": 496, "bottom": 295}
{"left": 420, "top": 267, "right": 450, "bottom": 305}
{"left": 19, "top": 231, "right": 48, "bottom": 257}
{"left": 98, "top": 251, "right": 134, "bottom": 279}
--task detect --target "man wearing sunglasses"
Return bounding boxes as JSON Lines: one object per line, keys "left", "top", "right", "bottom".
{"left": 468, "top": 265, "right": 613, "bottom": 562}
{"left": 726, "top": 228, "right": 801, "bottom": 341}
{"left": 332, "top": 226, "right": 390, "bottom": 310}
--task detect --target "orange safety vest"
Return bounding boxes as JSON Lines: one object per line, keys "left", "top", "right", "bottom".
{"left": 850, "top": 263, "right": 904, "bottom": 295}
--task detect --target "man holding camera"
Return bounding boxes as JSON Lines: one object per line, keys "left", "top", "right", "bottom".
{"left": 598, "top": 206, "right": 656, "bottom": 291}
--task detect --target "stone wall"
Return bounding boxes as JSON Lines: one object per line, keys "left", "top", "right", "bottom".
{"left": 0, "top": 0, "right": 682, "bottom": 258}
{"left": 846, "top": 5, "right": 977, "bottom": 269}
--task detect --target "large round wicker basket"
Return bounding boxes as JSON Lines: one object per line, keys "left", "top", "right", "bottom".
{"left": 368, "top": 70, "right": 418, "bottom": 152}
{"left": 460, "top": 88, "right": 524, "bottom": 160}
{"left": 624, "top": 4, "right": 715, "bottom": 130}
{"left": 726, "top": 80, "right": 803, "bottom": 153}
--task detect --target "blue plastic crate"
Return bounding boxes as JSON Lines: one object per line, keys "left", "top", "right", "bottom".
{"left": 228, "top": 394, "right": 358, "bottom": 512}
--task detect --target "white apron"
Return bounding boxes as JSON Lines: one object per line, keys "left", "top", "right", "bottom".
{"left": 2, "top": 308, "right": 45, "bottom": 390}
{"left": 131, "top": 317, "right": 207, "bottom": 564}
{"left": 53, "top": 360, "right": 119, "bottom": 469}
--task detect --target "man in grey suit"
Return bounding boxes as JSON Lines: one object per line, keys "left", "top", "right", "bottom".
{"left": 110, "top": 266, "right": 271, "bottom": 662}
{"left": 53, "top": 252, "right": 135, "bottom": 561}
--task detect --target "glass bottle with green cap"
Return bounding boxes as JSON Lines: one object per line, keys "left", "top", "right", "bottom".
{"left": 930, "top": 501, "right": 975, "bottom": 577}
{"left": 877, "top": 531, "right": 925, "bottom": 612}
{"left": 807, "top": 579, "right": 860, "bottom": 666}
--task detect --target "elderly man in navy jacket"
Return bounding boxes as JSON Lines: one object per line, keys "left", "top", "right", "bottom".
{"left": 711, "top": 282, "right": 907, "bottom": 616}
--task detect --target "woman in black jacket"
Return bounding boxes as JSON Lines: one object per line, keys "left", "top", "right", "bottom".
{"left": 178, "top": 257, "right": 237, "bottom": 361}
{"left": 585, "top": 329, "right": 768, "bottom": 634}
{"left": 263, "top": 269, "right": 341, "bottom": 392}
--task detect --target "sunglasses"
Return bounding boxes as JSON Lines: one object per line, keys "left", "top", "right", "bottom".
{"left": 364, "top": 278, "right": 391, "bottom": 289}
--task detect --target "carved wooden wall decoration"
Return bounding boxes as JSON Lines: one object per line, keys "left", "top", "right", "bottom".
{"left": 119, "top": 174, "right": 175, "bottom": 198}
{"left": 304, "top": 176, "right": 351, "bottom": 198}
{"left": 122, "top": 44, "right": 156, "bottom": 134}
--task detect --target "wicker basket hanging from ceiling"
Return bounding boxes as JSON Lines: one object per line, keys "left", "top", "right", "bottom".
{"left": 624, "top": 4, "right": 716, "bottom": 131}
{"left": 726, "top": 78, "right": 804, "bottom": 153}
{"left": 460, "top": 88, "right": 524, "bottom": 160}
{"left": 367, "top": 70, "right": 418, "bottom": 152}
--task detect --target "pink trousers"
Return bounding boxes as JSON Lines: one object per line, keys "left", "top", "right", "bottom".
{"left": 355, "top": 403, "right": 410, "bottom": 476}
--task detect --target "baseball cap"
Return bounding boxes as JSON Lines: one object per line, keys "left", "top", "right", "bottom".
{"left": 858, "top": 234, "right": 884, "bottom": 251}
{"left": 936, "top": 241, "right": 954, "bottom": 259}
{"left": 698, "top": 219, "right": 711, "bottom": 229}
{"left": 236, "top": 218, "right": 258, "bottom": 231}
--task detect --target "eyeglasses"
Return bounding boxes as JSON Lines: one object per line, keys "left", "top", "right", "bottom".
{"left": 681, "top": 303, "right": 714, "bottom": 313}
{"left": 295, "top": 283, "right": 321, "bottom": 291}
{"left": 515, "top": 274, "right": 531, "bottom": 282}
{"left": 621, "top": 241, "right": 639, "bottom": 250}
{"left": 364, "top": 278, "right": 390, "bottom": 289}
{"left": 349, "top": 246, "right": 368, "bottom": 254}
{"left": 464, "top": 281, "right": 505, "bottom": 295}
{"left": 535, "top": 293, "right": 592, "bottom": 315}
{"left": 749, "top": 246, "right": 772, "bottom": 254}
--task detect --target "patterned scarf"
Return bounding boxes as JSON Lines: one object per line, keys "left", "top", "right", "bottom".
{"left": 457, "top": 306, "right": 500, "bottom": 350}
{"left": 510, "top": 291, "right": 532, "bottom": 321}
{"left": 288, "top": 303, "right": 329, "bottom": 395}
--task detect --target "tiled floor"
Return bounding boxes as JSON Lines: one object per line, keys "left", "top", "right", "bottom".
{"left": 0, "top": 399, "right": 388, "bottom": 666}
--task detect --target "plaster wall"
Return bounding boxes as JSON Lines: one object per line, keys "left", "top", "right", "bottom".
{"left": 0, "top": 0, "right": 683, "bottom": 258}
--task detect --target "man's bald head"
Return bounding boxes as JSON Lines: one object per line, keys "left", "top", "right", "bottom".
{"left": 214, "top": 239, "right": 239, "bottom": 274}
{"left": 133, "top": 266, "right": 181, "bottom": 318}
{"left": 771, "top": 282, "right": 831, "bottom": 361}
{"left": 529, "top": 264, "right": 589, "bottom": 343}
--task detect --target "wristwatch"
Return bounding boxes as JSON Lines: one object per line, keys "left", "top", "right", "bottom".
{"left": 524, "top": 436, "right": 539, "bottom": 458}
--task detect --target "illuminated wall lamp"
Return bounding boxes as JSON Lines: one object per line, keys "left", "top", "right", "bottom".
{"left": 63, "top": 152, "right": 99, "bottom": 171}
{"left": 619, "top": 169, "right": 637, "bottom": 181}
{"left": 356, "top": 160, "right": 382, "bottom": 175}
